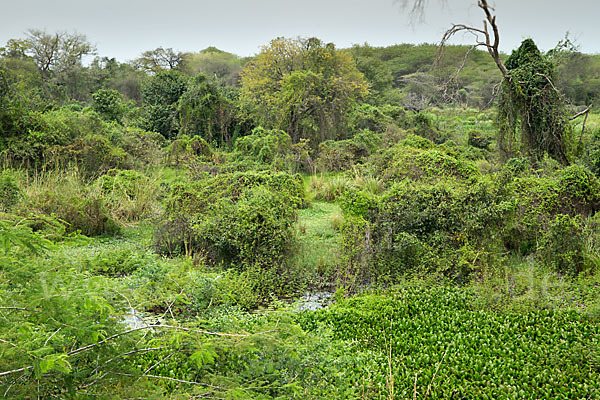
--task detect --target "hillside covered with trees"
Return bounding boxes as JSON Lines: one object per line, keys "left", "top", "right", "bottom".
{"left": 1, "top": 10, "right": 600, "bottom": 398}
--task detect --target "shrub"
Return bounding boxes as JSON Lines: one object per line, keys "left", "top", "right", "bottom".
{"left": 505, "top": 167, "right": 600, "bottom": 255}
{"left": 92, "top": 89, "right": 125, "bottom": 123}
{"left": 89, "top": 246, "right": 150, "bottom": 277}
{"left": 166, "top": 134, "right": 213, "bottom": 166}
{"left": 540, "top": 214, "right": 585, "bottom": 275}
{"left": 315, "top": 129, "right": 381, "bottom": 172}
{"left": 412, "top": 112, "right": 448, "bottom": 144}
{"left": 0, "top": 170, "right": 23, "bottom": 211}
{"left": 468, "top": 130, "right": 493, "bottom": 149}
{"left": 21, "top": 172, "right": 120, "bottom": 236}
{"left": 155, "top": 171, "right": 306, "bottom": 258}
{"left": 339, "top": 178, "right": 505, "bottom": 283}
{"left": 155, "top": 176, "right": 303, "bottom": 305}
{"left": 118, "top": 127, "right": 164, "bottom": 168}
{"left": 373, "top": 136, "right": 480, "bottom": 183}
{"left": 234, "top": 127, "right": 292, "bottom": 165}
{"left": 46, "top": 134, "right": 128, "bottom": 178}
{"left": 95, "top": 169, "right": 160, "bottom": 222}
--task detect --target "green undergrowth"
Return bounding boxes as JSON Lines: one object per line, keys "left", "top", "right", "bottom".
{"left": 295, "top": 201, "right": 342, "bottom": 288}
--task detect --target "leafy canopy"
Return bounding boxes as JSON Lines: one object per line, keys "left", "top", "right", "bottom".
{"left": 240, "top": 37, "right": 368, "bottom": 145}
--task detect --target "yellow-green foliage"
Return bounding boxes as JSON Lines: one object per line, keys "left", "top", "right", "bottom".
{"left": 94, "top": 169, "right": 161, "bottom": 222}
{"left": 373, "top": 135, "right": 480, "bottom": 183}
{"left": 0, "top": 169, "right": 23, "bottom": 211}
{"left": 166, "top": 134, "right": 213, "bottom": 166}
{"left": 20, "top": 171, "right": 120, "bottom": 236}
{"left": 156, "top": 171, "right": 306, "bottom": 263}
{"left": 234, "top": 127, "right": 291, "bottom": 164}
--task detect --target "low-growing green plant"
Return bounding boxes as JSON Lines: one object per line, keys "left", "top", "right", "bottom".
{"left": 95, "top": 169, "right": 161, "bottom": 222}
{"left": 21, "top": 170, "right": 120, "bottom": 236}
{"left": 0, "top": 169, "right": 23, "bottom": 211}
{"left": 298, "top": 284, "right": 600, "bottom": 399}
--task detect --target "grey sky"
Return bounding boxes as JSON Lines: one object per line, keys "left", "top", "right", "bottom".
{"left": 1, "top": 0, "right": 598, "bottom": 61}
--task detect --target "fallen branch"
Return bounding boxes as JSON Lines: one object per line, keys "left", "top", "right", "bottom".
{"left": 67, "top": 324, "right": 269, "bottom": 357}
{"left": 0, "top": 366, "right": 32, "bottom": 378}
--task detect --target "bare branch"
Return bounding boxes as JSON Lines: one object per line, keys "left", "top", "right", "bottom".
{"left": 438, "top": 0, "right": 507, "bottom": 78}
{"left": 573, "top": 104, "right": 593, "bottom": 148}
{"left": 570, "top": 104, "right": 593, "bottom": 120}
{"left": 0, "top": 366, "right": 32, "bottom": 378}
{"left": 67, "top": 324, "right": 274, "bottom": 357}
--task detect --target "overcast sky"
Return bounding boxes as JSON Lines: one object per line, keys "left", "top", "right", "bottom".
{"left": 1, "top": 0, "right": 598, "bottom": 61}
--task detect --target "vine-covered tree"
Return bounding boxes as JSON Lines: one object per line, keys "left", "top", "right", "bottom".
{"left": 178, "top": 74, "right": 239, "bottom": 145}
{"left": 240, "top": 37, "right": 368, "bottom": 145}
{"left": 497, "top": 39, "right": 571, "bottom": 163}
{"left": 409, "top": 0, "right": 572, "bottom": 163}
{"left": 141, "top": 70, "right": 188, "bottom": 138}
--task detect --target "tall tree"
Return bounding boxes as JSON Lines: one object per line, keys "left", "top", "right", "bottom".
{"left": 133, "top": 47, "right": 183, "bottom": 73}
{"left": 24, "top": 29, "right": 95, "bottom": 81}
{"left": 240, "top": 37, "right": 368, "bottom": 145}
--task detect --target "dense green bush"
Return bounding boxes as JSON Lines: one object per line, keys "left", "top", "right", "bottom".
{"left": 348, "top": 103, "right": 407, "bottom": 133}
{"left": 234, "top": 127, "right": 292, "bottom": 164}
{"left": 0, "top": 170, "right": 23, "bottom": 211}
{"left": 372, "top": 135, "right": 480, "bottom": 184}
{"left": 505, "top": 166, "right": 600, "bottom": 254}
{"left": 141, "top": 70, "right": 188, "bottom": 139}
{"left": 338, "top": 176, "right": 508, "bottom": 283}
{"left": 155, "top": 173, "right": 306, "bottom": 306}
{"left": 46, "top": 134, "right": 128, "bottom": 178}
{"left": 92, "top": 88, "right": 125, "bottom": 123}
{"left": 316, "top": 129, "right": 381, "bottom": 172}
{"left": 540, "top": 214, "right": 585, "bottom": 275}
{"left": 412, "top": 111, "right": 448, "bottom": 144}
{"left": 156, "top": 171, "right": 305, "bottom": 261}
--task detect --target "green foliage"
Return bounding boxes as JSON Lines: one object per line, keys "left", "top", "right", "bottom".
{"left": 373, "top": 135, "right": 480, "bottom": 183}
{"left": 316, "top": 129, "right": 381, "bottom": 172}
{"left": 300, "top": 285, "right": 600, "bottom": 398}
{"left": 498, "top": 39, "right": 572, "bottom": 163}
{"left": 21, "top": 172, "right": 120, "bottom": 236}
{"left": 505, "top": 166, "right": 600, "bottom": 254}
{"left": 240, "top": 37, "right": 368, "bottom": 145}
{"left": 412, "top": 111, "right": 448, "bottom": 143}
{"left": 234, "top": 127, "right": 292, "bottom": 164}
{"left": 95, "top": 169, "right": 161, "bottom": 222}
{"left": 166, "top": 134, "right": 213, "bottom": 166}
{"left": 0, "top": 170, "right": 23, "bottom": 211}
{"left": 141, "top": 70, "right": 188, "bottom": 138}
{"left": 180, "top": 47, "right": 243, "bottom": 86}
{"left": 156, "top": 171, "right": 304, "bottom": 260}
{"left": 339, "top": 188, "right": 377, "bottom": 219}
{"left": 348, "top": 103, "right": 407, "bottom": 133}
{"left": 468, "top": 129, "right": 493, "bottom": 149}
{"left": 178, "top": 74, "right": 238, "bottom": 145}
{"left": 540, "top": 214, "right": 585, "bottom": 275}
{"left": 92, "top": 88, "right": 125, "bottom": 122}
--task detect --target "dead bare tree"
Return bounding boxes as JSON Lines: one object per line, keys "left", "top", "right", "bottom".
{"left": 437, "top": 0, "right": 507, "bottom": 77}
